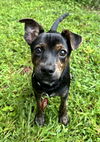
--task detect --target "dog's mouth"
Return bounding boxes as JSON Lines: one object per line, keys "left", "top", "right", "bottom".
{"left": 35, "top": 74, "right": 58, "bottom": 87}
{"left": 41, "top": 80, "right": 57, "bottom": 86}
{"left": 40, "top": 78, "right": 58, "bottom": 87}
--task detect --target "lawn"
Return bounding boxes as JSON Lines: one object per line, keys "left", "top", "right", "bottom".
{"left": 0, "top": 0, "right": 100, "bottom": 141}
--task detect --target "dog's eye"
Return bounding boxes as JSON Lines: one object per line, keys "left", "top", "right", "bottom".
{"left": 34, "top": 47, "right": 42, "bottom": 55}
{"left": 59, "top": 50, "right": 67, "bottom": 57}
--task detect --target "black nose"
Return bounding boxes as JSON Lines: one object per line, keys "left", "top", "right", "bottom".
{"left": 41, "top": 66, "right": 55, "bottom": 75}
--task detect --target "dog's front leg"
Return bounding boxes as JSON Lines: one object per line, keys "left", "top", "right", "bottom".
{"left": 59, "top": 95, "right": 69, "bottom": 125}
{"left": 34, "top": 94, "right": 46, "bottom": 126}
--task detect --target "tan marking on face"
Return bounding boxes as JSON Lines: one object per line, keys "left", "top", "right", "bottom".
{"left": 55, "top": 44, "right": 64, "bottom": 51}
{"left": 55, "top": 57, "right": 70, "bottom": 78}
{"left": 35, "top": 43, "right": 47, "bottom": 49}
{"left": 31, "top": 53, "right": 41, "bottom": 67}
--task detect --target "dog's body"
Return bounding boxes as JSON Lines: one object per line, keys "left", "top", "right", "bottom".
{"left": 19, "top": 13, "right": 82, "bottom": 125}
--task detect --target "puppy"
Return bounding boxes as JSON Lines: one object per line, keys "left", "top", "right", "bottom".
{"left": 19, "top": 13, "right": 82, "bottom": 125}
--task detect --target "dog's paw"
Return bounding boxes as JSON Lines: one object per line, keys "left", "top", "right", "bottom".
{"left": 59, "top": 114, "right": 69, "bottom": 125}
{"left": 34, "top": 114, "right": 45, "bottom": 126}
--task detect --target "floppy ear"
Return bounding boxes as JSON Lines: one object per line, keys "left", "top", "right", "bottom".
{"left": 19, "top": 18, "right": 44, "bottom": 45}
{"left": 61, "top": 30, "right": 82, "bottom": 50}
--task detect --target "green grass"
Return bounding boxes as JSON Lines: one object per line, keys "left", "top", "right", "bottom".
{"left": 0, "top": 0, "right": 100, "bottom": 141}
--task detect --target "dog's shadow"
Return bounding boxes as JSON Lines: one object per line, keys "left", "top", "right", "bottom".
{"left": 15, "top": 86, "right": 61, "bottom": 127}
{"left": 15, "top": 85, "right": 35, "bottom": 125}
{"left": 13, "top": 66, "right": 36, "bottom": 126}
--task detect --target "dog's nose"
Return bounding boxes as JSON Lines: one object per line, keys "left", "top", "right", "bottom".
{"left": 41, "top": 66, "right": 55, "bottom": 75}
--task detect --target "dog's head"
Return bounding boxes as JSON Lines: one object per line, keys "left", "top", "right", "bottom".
{"left": 19, "top": 14, "right": 82, "bottom": 86}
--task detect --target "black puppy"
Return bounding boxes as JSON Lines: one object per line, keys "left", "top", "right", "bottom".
{"left": 19, "top": 13, "right": 82, "bottom": 126}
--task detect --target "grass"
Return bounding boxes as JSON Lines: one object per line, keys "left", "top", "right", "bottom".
{"left": 0, "top": 0, "right": 100, "bottom": 141}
